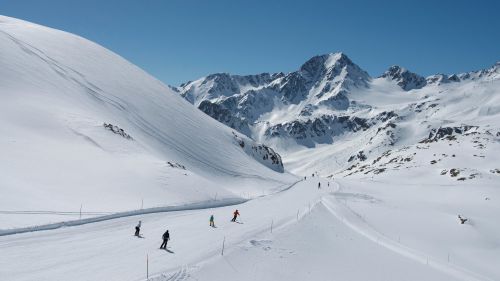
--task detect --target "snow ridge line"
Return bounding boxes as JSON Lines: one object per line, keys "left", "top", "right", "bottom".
{"left": 322, "top": 182, "right": 493, "bottom": 281}
{"left": 0, "top": 198, "right": 247, "bottom": 237}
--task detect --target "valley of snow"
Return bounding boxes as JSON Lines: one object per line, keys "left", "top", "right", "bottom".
{"left": 1, "top": 15, "right": 499, "bottom": 281}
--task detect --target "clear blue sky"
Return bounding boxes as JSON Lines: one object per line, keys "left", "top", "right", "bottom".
{"left": 2, "top": 0, "right": 499, "bottom": 85}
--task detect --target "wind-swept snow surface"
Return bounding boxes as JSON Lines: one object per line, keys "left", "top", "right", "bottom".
{"left": 0, "top": 15, "right": 294, "bottom": 228}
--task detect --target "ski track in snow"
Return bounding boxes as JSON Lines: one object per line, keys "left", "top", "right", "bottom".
{"left": 0, "top": 177, "right": 495, "bottom": 281}
{"left": 324, "top": 181, "right": 494, "bottom": 281}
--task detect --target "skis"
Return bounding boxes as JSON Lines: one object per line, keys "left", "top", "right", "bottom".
{"left": 159, "top": 247, "right": 174, "bottom": 254}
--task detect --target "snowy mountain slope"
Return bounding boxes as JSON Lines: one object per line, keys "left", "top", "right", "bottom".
{"left": 380, "top": 65, "right": 427, "bottom": 90}
{"left": 176, "top": 52, "right": 500, "bottom": 178}
{"left": 0, "top": 179, "right": 328, "bottom": 281}
{"left": 0, "top": 15, "right": 295, "bottom": 228}
{"left": 177, "top": 53, "right": 371, "bottom": 139}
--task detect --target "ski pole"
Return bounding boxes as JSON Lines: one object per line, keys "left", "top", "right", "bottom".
{"left": 221, "top": 236, "right": 226, "bottom": 256}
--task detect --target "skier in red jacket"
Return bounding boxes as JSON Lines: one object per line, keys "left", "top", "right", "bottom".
{"left": 231, "top": 209, "right": 240, "bottom": 222}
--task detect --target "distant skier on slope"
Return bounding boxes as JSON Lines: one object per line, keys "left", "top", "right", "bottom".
{"left": 134, "top": 221, "right": 142, "bottom": 237}
{"left": 458, "top": 215, "right": 468, "bottom": 224}
{"left": 231, "top": 209, "right": 240, "bottom": 222}
{"left": 160, "top": 230, "right": 170, "bottom": 249}
{"left": 210, "top": 215, "right": 215, "bottom": 227}
{"left": 318, "top": 182, "right": 321, "bottom": 189}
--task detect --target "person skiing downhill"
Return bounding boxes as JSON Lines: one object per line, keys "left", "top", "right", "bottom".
{"left": 231, "top": 209, "right": 240, "bottom": 222}
{"left": 160, "top": 230, "right": 170, "bottom": 249}
{"left": 134, "top": 221, "right": 142, "bottom": 237}
{"left": 210, "top": 215, "right": 215, "bottom": 227}
{"left": 318, "top": 182, "right": 321, "bottom": 189}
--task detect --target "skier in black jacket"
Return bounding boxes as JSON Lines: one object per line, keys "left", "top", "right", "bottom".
{"left": 160, "top": 230, "right": 170, "bottom": 249}
{"left": 134, "top": 221, "right": 142, "bottom": 237}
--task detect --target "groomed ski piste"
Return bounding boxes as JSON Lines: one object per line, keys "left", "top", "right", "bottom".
{"left": 1, "top": 15, "right": 499, "bottom": 281}
{"left": 2, "top": 177, "right": 498, "bottom": 281}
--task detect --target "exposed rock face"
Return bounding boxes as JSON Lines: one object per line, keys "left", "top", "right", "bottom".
{"left": 103, "top": 123, "right": 133, "bottom": 140}
{"left": 198, "top": 101, "right": 251, "bottom": 136}
{"left": 264, "top": 111, "right": 397, "bottom": 147}
{"left": 265, "top": 115, "right": 369, "bottom": 141}
{"left": 166, "top": 161, "right": 186, "bottom": 170}
{"left": 177, "top": 52, "right": 371, "bottom": 140}
{"left": 231, "top": 132, "right": 284, "bottom": 172}
{"left": 420, "top": 125, "right": 479, "bottom": 143}
{"left": 458, "top": 61, "right": 500, "bottom": 81}
{"left": 426, "top": 74, "right": 458, "bottom": 85}
{"left": 380, "top": 65, "right": 427, "bottom": 90}
{"left": 175, "top": 53, "right": 500, "bottom": 177}
{"left": 348, "top": 151, "right": 367, "bottom": 162}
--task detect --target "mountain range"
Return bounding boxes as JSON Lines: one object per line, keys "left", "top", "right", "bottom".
{"left": 174, "top": 53, "right": 500, "bottom": 176}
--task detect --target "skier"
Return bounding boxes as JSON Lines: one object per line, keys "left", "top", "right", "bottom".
{"left": 318, "top": 182, "right": 321, "bottom": 189}
{"left": 134, "top": 221, "right": 142, "bottom": 237}
{"left": 231, "top": 209, "right": 240, "bottom": 222}
{"left": 160, "top": 230, "right": 170, "bottom": 249}
{"left": 458, "top": 215, "right": 468, "bottom": 224}
{"left": 210, "top": 215, "right": 215, "bottom": 227}
{"left": 328, "top": 182, "right": 330, "bottom": 187}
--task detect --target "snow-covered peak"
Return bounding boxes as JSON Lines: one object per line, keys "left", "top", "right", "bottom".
{"left": 299, "top": 52, "right": 369, "bottom": 84}
{"left": 380, "top": 65, "right": 427, "bottom": 90}
{"left": 425, "top": 73, "right": 458, "bottom": 85}
{"left": 479, "top": 61, "right": 500, "bottom": 75}
{"left": 176, "top": 51, "right": 500, "bottom": 176}
{"left": 176, "top": 53, "right": 375, "bottom": 140}
{"left": 299, "top": 53, "right": 346, "bottom": 78}
{"left": 178, "top": 72, "right": 279, "bottom": 106}
{"left": 426, "top": 61, "right": 500, "bottom": 85}
{"left": 276, "top": 52, "right": 370, "bottom": 106}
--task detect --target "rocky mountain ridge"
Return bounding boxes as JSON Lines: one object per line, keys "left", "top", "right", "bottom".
{"left": 175, "top": 53, "right": 500, "bottom": 176}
